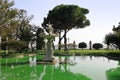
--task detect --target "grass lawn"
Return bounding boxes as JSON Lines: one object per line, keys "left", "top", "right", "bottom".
{"left": 0, "top": 49, "right": 120, "bottom": 57}
{"left": 54, "top": 49, "right": 120, "bottom": 56}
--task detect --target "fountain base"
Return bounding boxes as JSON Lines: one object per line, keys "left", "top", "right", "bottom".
{"left": 42, "top": 56, "right": 55, "bottom": 62}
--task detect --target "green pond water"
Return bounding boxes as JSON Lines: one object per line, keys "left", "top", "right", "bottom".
{"left": 0, "top": 56, "right": 119, "bottom": 80}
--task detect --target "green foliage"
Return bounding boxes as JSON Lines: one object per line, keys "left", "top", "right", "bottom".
{"left": 43, "top": 4, "right": 90, "bottom": 30}
{"left": 106, "top": 52, "right": 120, "bottom": 57}
{"left": 16, "top": 9, "right": 34, "bottom": 41}
{"left": 36, "top": 28, "right": 45, "bottom": 50}
{"left": 104, "top": 22, "right": 120, "bottom": 49}
{"left": 104, "top": 33, "right": 120, "bottom": 48}
{"left": 19, "top": 27, "right": 33, "bottom": 44}
{"left": 0, "top": 0, "right": 36, "bottom": 52}
{"left": 1, "top": 40, "right": 27, "bottom": 52}
{"left": 78, "top": 42, "right": 87, "bottom": 50}
{"left": 0, "top": 50, "right": 16, "bottom": 57}
{"left": 42, "top": 4, "right": 90, "bottom": 51}
{"left": 106, "top": 67, "right": 120, "bottom": 80}
{"left": 104, "top": 33, "right": 113, "bottom": 45}
{"left": 93, "top": 43, "right": 103, "bottom": 50}
{"left": 0, "top": 0, "right": 18, "bottom": 37}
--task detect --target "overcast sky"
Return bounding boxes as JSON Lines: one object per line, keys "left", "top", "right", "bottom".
{"left": 13, "top": 0, "right": 120, "bottom": 45}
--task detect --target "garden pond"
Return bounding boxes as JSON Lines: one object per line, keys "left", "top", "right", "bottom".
{"left": 0, "top": 56, "right": 120, "bottom": 80}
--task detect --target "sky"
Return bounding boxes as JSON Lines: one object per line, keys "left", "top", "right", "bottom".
{"left": 13, "top": 0, "right": 120, "bottom": 45}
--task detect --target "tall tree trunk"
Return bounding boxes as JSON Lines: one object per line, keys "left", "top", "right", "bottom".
{"left": 58, "top": 29, "right": 69, "bottom": 50}
{"left": 58, "top": 32, "right": 62, "bottom": 50}
{"left": 107, "top": 44, "right": 109, "bottom": 49}
{"left": 64, "top": 29, "right": 67, "bottom": 51}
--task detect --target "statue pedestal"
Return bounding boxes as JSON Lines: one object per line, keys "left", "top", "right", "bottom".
{"left": 42, "top": 56, "right": 55, "bottom": 62}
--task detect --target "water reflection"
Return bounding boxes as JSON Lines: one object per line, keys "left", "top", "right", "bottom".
{"left": 69, "top": 56, "right": 118, "bottom": 80}
{"left": 0, "top": 56, "right": 119, "bottom": 80}
{"left": 38, "top": 65, "right": 46, "bottom": 80}
{"left": 30, "top": 67, "right": 37, "bottom": 80}
{"left": 6, "top": 58, "right": 7, "bottom": 68}
{"left": 0, "top": 58, "right": 2, "bottom": 79}
{"left": 52, "top": 63, "right": 91, "bottom": 80}
{"left": 29, "top": 56, "right": 37, "bottom": 67}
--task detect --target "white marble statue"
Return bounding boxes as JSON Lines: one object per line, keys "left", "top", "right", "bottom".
{"left": 42, "top": 22, "right": 59, "bottom": 62}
